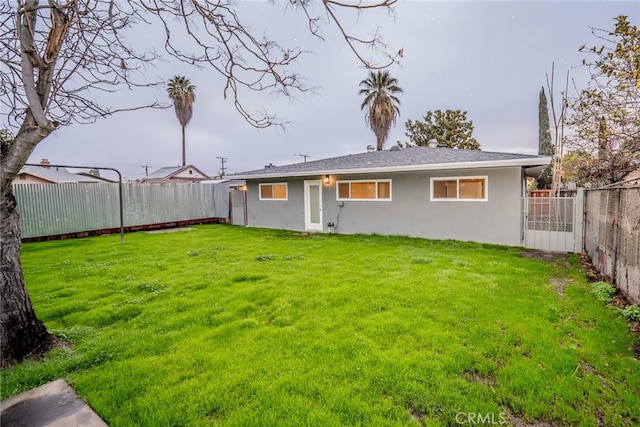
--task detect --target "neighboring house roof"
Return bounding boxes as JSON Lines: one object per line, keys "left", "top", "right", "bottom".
{"left": 143, "top": 165, "right": 209, "bottom": 181}
{"left": 76, "top": 172, "right": 117, "bottom": 183}
{"left": 232, "top": 147, "right": 552, "bottom": 179}
{"left": 17, "top": 166, "right": 106, "bottom": 183}
{"left": 200, "top": 179, "right": 246, "bottom": 187}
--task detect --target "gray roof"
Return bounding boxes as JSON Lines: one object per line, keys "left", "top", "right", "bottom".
{"left": 145, "top": 166, "right": 184, "bottom": 179}
{"left": 76, "top": 172, "right": 116, "bottom": 183}
{"left": 19, "top": 166, "right": 105, "bottom": 183}
{"left": 145, "top": 165, "right": 209, "bottom": 180}
{"left": 232, "top": 147, "right": 551, "bottom": 179}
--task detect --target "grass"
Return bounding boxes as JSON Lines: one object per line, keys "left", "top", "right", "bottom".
{"left": 2, "top": 225, "right": 639, "bottom": 426}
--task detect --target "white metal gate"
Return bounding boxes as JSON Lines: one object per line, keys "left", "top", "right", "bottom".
{"left": 523, "top": 196, "right": 579, "bottom": 252}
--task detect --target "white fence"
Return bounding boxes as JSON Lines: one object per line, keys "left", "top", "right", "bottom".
{"left": 14, "top": 182, "right": 229, "bottom": 239}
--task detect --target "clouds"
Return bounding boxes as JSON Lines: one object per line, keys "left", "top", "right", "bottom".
{"left": 25, "top": 1, "right": 639, "bottom": 180}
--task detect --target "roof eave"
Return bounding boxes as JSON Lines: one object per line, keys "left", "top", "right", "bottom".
{"left": 233, "top": 157, "right": 552, "bottom": 180}
{"left": 19, "top": 172, "right": 58, "bottom": 183}
{"left": 166, "top": 165, "right": 210, "bottom": 180}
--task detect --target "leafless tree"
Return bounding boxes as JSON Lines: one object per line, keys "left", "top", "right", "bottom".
{"left": 545, "top": 63, "right": 569, "bottom": 196}
{"left": 0, "top": 0, "right": 400, "bottom": 366}
{"left": 564, "top": 16, "right": 640, "bottom": 186}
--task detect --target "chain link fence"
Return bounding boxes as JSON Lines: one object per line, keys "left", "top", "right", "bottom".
{"left": 584, "top": 186, "right": 640, "bottom": 304}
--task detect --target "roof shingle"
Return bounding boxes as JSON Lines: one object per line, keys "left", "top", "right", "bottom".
{"left": 232, "top": 147, "right": 550, "bottom": 179}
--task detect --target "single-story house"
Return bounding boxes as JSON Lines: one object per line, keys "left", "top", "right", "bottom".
{"left": 231, "top": 147, "right": 551, "bottom": 246}
{"left": 141, "top": 165, "right": 210, "bottom": 184}
{"left": 14, "top": 162, "right": 107, "bottom": 185}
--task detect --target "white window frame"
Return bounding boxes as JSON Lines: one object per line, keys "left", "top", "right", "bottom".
{"left": 430, "top": 176, "right": 488, "bottom": 202}
{"left": 258, "top": 182, "right": 288, "bottom": 201}
{"left": 336, "top": 179, "right": 392, "bottom": 201}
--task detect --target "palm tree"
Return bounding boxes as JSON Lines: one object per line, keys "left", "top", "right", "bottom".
{"left": 359, "top": 70, "right": 403, "bottom": 151}
{"left": 167, "top": 76, "right": 196, "bottom": 166}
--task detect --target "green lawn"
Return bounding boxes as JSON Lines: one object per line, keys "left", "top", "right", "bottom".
{"left": 2, "top": 225, "right": 639, "bottom": 426}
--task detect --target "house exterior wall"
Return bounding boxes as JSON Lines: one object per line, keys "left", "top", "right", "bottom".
{"left": 173, "top": 167, "right": 208, "bottom": 179}
{"left": 246, "top": 179, "right": 306, "bottom": 230}
{"left": 245, "top": 166, "right": 525, "bottom": 246}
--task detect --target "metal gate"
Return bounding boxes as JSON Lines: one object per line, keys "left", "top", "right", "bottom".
{"left": 523, "top": 195, "right": 579, "bottom": 252}
{"left": 230, "top": 189, "right": 247, "bottom": 226}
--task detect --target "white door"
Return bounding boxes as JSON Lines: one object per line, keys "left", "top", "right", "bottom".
{"left": 304, "top": 180, "right": 323, "bottom": 231}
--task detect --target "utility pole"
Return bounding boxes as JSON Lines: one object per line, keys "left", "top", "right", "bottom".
{"left": 216, "top": 156, "right": 228, "bottom": 177}
{"left": 297, "top": 154, "right": 310, "bottom": 163}
{"left": 141, "top": 165, "right": 152, "bottom": 177}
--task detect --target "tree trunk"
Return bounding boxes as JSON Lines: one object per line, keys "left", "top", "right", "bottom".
{"left": 1, "top": 186, "right": 53, "bottom": 367}
{"left": 376, "top": 133, "right": 384, "bottom": 151}
{"left": 182, "top": 125, "right": 186, "bottom": 166}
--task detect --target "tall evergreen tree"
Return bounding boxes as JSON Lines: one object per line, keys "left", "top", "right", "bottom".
{"left": 538, "top": 87, "right": 553, "bottom": 155}
{"left": 537, "top": 87, "right": 553, "bottom": 188}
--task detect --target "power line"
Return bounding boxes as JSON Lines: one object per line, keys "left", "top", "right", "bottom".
{"left": 141, "top": 165, "right": 152, "bottom": 176}
{"left": 216, "top": 156, "right": 228, "bottom": 177}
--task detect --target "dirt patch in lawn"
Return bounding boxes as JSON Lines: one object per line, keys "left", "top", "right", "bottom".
{"left": 550, "top": 277, "right": 568, "bottom": 297}
{"left": 505, "top": 412, "right": 557, "bottom": 427}
{"left": 4, "top": 336, "right": 71, "bottom": 369}
{"left": 577, "top": 253, "right": 606, "bottom": 283}
{"left": 520, "top": 250, "right": 571, "bottom": 296}
{"left": 579, "top": 361, "right": 608, "bottom": 389}
{"left": 520, "top": 250, "right": 569, "bottom": 263}
{"left": 463, "top": 370, "right": 496, "bottom": 387}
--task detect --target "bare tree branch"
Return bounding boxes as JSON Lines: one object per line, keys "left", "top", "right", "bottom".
{"left": 1, "top": 0, "right": 399, "bottom": 167}
{"left": 565, "top": 15, "right": 639, "bottom": 185}
{"left": 1, "top": 0, "right": 399, "bottom": 366}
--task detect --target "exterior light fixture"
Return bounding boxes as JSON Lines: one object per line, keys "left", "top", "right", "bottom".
{"left": 324, "top": 175, "right": 330, "bottom": 185}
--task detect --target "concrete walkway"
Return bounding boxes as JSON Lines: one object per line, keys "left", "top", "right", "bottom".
{"left": 0, "top": 379, "right": 107, "bottom": 427}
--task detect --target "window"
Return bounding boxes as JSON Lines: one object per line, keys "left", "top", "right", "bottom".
{"left": 431, "top": 176, "right": 487, "bottom": 201}
{"left": 259, "top": 183, "right": 288, "bottom": 200}
{"left": 336, "top": 180, "right": 391, "bottom": 201}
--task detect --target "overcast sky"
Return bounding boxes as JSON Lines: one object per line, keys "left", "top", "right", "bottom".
{"left": 25, "top": 1, "right": 640, "bottom": 181}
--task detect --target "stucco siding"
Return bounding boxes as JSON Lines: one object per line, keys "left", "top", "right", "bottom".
{"left": 173, "top": 167, "right": 208, "bottom": 179}
{"left": 246, "top": 179, "right": 307, "bottom": 230}
{"left": 246, "top": 167, "right": 524, "bottom": 246}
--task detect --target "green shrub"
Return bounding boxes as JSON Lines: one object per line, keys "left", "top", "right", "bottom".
{"left": 590, "top": 281, "right": 616, "bottom": 303}
{"left": 622, "top": 304, "right": 640, "bottom": 322}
